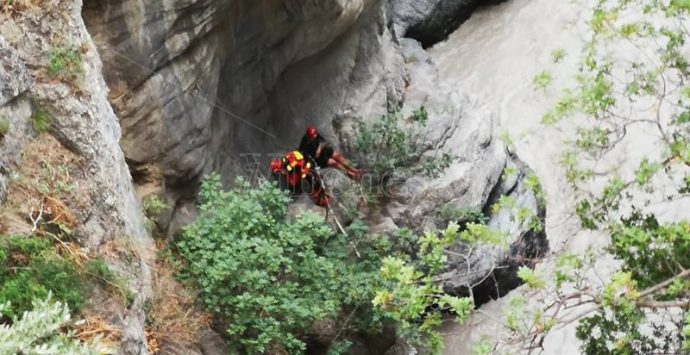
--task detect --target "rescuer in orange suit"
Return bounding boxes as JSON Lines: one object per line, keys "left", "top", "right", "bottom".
{"left": 269, "top": 150, "right": 331, "bottom": 207}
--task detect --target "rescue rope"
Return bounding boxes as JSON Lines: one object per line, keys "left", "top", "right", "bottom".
{"left": 314, "top": 167, "right": 361, "bottom": 258}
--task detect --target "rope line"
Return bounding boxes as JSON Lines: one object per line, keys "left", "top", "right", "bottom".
{"left": 103, "top": 46, "right": 280, "bottom": 140}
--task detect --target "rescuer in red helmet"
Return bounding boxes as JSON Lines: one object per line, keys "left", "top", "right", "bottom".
{"left": 299, "top": 126, "right": 362, "bottom": 180}
{"left": 269, "top": 150, "right": 331, "bottom": 207}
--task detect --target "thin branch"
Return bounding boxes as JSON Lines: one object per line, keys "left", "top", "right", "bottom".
{"left": 29, "top": 197, "right": 45, "bottom": 232}
{"left": 638, "top": 268, "right": 690, "bottom": 299}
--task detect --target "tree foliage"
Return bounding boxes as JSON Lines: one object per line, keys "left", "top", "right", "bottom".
{"left": 373, "top": 223, "right": 476, "bottom": 353}
{"left": 178, "top": 176, "right": 345, "bottom": 353}
{"left": 178, "top": 176, "right": 402, "bottom": 353}
{"left": 177, "top": 175, "right": 505, "bottom": 354}
{"left": 529, "top": 0, "right": 690, "bottom": 353}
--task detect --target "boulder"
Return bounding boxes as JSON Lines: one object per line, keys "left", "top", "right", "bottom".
{"left": 436, "top": 153, "right": 548, "bottom": 305}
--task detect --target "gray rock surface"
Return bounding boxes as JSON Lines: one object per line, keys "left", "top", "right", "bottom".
{"left": 387, "top": 38, "right": 507, "bottom": 232}
{"left": 389, "top": 0, "right": 506, "bottom": 47}
{"left": 1, "top": 1, "right": 153, "bottom": 353}
{"left": 74, "top": 0, "right": 546, "bottom": 352}
{"left": 437, "top": 153, "right": 548, "bottom": 304}
{"left": 0, "top": 39, "right": 32, "bottom": 202}
{"left": 0, "top": 37, "right": 31, "bottom": 107}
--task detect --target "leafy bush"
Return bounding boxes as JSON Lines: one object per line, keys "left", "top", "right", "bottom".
{"left": 178, "top": 175, "right": 477, "bottom": 353}
{"left": 0, "top": 235, "right": 85, "bottom": 319}
{"left": 143, "top": 195, "right": 167, "bottom": 219}
{"left": 439, "top": 205, "right": 487, "bottom": 228}
{"left": 0, "top": 294, "right": 103, "bottom": 354}
{"left": 355, "top": 107, "right": 453, "bottom": 180}
{"left": 143, "top": 195, "right": 168, "bottom": 235}
{"left": 177, "top": 176, "right": 382, "bottom": 353}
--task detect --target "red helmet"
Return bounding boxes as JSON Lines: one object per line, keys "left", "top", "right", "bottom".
{"left": 306, "top": 126, "right": 318, "bottom": 140}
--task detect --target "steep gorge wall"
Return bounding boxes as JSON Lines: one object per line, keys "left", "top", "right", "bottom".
{"left": 82, "top": 0, "right": 540, "bottom": 353}
{"left": 0, "top": 1, "right": 152, "bottom": 352}
{"left": 83, "top": 0, "right": 512, "bottom": 238}
{"left": 0, "top": 0, "right": 540, "bottom": 354}
{"left": 83, "top": 0, "right": 383, "bottom": 186}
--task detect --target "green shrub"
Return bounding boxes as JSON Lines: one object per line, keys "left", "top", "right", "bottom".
{"left": 0, "top": 235, "right": 85, "bottom": 319}
{"left": 0, "top": 294, "right": 103, "bottom": 354}
{"left": 178, "top": 175, "right": 381, "bottom": 353}
{"left": 142, "top": 194, "right": 168, "bottom": 235}
{"left": 47, "top": 46, "right": 83, "bottom": 81}
{"left": 355, "top": 107, "right": 453, "bottom": 180}
{"left": 439, "top": 205, "right": 488, "bottom": 227}
{"left": 143, "top": 195, "right": 167, "bottom": 218}
{"left": 178, "top": 175, "right": 482, "bottom": 353}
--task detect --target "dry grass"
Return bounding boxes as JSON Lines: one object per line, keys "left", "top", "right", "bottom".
{"left": 146, "top": 240, "right": 212, "bottom": 349}
{"left": 74, "top": 308, "right": 161, "bottom": 354}
{"left": 0, "top": 134, "right": 87, "bottom": 236}
{"left": 73, "top": 312, "right": 121, "bottom": 352}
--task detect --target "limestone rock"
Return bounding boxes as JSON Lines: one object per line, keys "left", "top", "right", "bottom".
{"left": 0, "top": 37, "right": 31, "bottom": 107}
{"left": 436, "top": 153, "right": 548, "bottom": 304}
{"left": 389, "top": 0, "right": 506, "bottom": 46}
{"left": 1, "top": 1, "right": 153, "bottom": 353}
{"left": 83, "top": 0, "right": 389, "bottom": 197}
{"left": 0, "top": 37, "right": 32, "bottom": 202}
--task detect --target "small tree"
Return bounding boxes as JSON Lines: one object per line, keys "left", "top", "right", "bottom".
{"left": 506, "top": 0, "right": 690, "bottom": 353}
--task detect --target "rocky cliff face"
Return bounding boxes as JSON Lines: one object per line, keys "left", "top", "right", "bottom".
{"left": 82, "top": 0, "right": 513, "bottom": 236}
{"left": 1, "top": 0, "right": 545, "bottom": 353}
{"left": 0, "top": 1, "right": 152, "bottom": 353}
{"left": 82, "top": 0, "right": 412, "bottom": 237}
{"left": 82, "top": 0, "right": 545, "bottom": 351}
{"left": 83, "top": 0, "right": 546, "bottom": 346}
